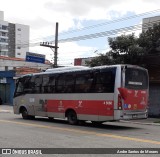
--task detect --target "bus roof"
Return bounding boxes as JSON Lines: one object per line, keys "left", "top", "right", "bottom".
{"left": 18, "top": 64, "right": 146, "bottom": 78}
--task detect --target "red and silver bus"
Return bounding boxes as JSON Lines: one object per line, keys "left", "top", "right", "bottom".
{"left": 13, "top": 65, "right": 149, "bottom": 125}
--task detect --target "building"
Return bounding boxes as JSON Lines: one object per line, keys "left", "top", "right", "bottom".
{"left": 142, "top": 16, "right": 160, "bottom": 117}
{"left": 0, "top": 11, "right": 29, "bottom": 58}
{"left": 142, "top": 15, "right": 160, "bottom": 31}
{"left": 0, "top": 70, "right": 15, "bottom": 105}
{"left": 74, "top": 57, "right": 94, "bottom": 66}
{"left": 0, "top": 56, "right": 52, "bottom": 105}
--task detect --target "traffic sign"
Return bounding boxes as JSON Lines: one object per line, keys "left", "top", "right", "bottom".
{"left": 25, "top": 52, "right": 45, "bottom": 64}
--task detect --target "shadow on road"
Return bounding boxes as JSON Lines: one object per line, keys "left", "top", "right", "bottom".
{"left": 13, "top": 116, "right": 141, "bottom": 131}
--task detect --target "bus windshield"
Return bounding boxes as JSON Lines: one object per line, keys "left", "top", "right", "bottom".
{"left": 125, "top": 68, "right": 148, "bottom": 90}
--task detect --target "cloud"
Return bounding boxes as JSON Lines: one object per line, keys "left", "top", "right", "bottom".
{"left": 1, "top": 0, "right": 160, "bottom": 65}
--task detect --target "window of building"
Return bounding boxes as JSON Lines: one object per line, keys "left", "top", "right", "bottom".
{"left": 2, "top": 25, "right": 8, "bottom": 30}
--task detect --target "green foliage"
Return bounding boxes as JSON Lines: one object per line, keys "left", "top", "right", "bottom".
{"left": 138, "top": 23, "right": 160, "bottom": 54}
{"left": 86, "top": 53, "right": 114, "bottom": 67}
{"left": 87, "top": 23, "right": 160, "bottom": 67}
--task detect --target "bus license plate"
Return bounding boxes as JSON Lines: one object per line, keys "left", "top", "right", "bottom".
{"left": 132, "top": 114, "right": 137, "bottom": 118}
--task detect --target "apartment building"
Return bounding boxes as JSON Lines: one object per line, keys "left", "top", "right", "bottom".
{"left": 0, "top": 11, "right": 29, "bottom": 58}
{"left": 142, "top": 15, "right": 160, "bottom": 31}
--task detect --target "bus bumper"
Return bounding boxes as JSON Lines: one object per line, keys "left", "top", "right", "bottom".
{"left": 114, "top": 110, "right": 148, "bottom": 120}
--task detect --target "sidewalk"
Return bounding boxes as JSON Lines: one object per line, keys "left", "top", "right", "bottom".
{"left": 120, "top": 118, "right": 160, "bottom": 126}
{"left": 0, "top": 104, "right": 13, "bottom": 113}
{"left": 0, "top": 105, "right": 160, "bottom": 125}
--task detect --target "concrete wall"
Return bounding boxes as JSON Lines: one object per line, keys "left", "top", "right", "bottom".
{"left": 0, "top": 58, "right": 52, "bottom": 71}
{"left": 0, "top": 70, "right": 15, "bottom": 105}
{"left": 143, "top": 16, "right": 160, "bottom": 31}
{"left": 8, "top": 23, "right": 16, "bottom": 57}
{"left": 15, "top": 24, "right": 29, "bottom": 58}
{"left": 0, "top": 11, "right": 4, "bottom": 20}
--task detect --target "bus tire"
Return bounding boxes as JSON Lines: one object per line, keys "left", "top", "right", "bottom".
{"left": 67, "top": 110, "right": 78, "bottom": 125}
{"left": 21, "top": 108, "right": 29, "bottom": 119}
{"left": 91, "top": 121, "right": 103, "bottom": 126}
{"left": 48, "top": 117, "right": 54, "bottom": 121}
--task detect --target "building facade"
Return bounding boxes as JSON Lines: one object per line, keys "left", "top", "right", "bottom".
{"left": 0, "top": 70, "right": 15, "bottom": 105}
{"left": 0, "top": 56, "right": 52, "bottom": 105}
{"left": 142, "top": 15, "right": 160, "bottom": 31}
{"left": 0, "top": 11, "right": 29, "bottom": 58}
{"left": 74, "top": 57, "right": 94, "bottom": 66}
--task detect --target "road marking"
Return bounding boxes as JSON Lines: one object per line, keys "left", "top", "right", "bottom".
{"left": 0, "top": 119, "right": 160, "bottom": 145}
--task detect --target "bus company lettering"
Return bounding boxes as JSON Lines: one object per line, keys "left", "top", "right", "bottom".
{"left": 103, "top": 101, "right": 113, "bottom": 105}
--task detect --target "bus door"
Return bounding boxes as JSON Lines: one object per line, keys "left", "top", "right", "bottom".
{"left": 31, "top": 75, "right": 48, "bottom": 117}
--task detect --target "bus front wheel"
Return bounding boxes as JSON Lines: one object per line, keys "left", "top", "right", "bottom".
{"left": 67, "top": 110, "right": 78, "bottom": 125}
{"left": 21, "top": 108, "right": 29, "bottom": 119}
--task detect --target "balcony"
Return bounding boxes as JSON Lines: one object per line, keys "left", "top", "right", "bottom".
{"left": 0, "top": 35, "right": 8, "bottom": 39}
{"left": 0, "top": 28, "right": 8, "bottom": 33}
{"left": 0, "top": 42, "right": 8, "bottom": 45}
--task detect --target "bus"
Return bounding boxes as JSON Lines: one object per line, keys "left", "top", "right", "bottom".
{"left": 13, "top": 64, "right": 149, "bottom": 125}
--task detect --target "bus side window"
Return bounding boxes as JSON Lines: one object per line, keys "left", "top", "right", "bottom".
{"left": 64, "top": 74, "right": 75, "bottom": 93}
{"left": 75, "top": 73, "right": 93, "bottom": 93}
{"left": 48, "top": 76, "right": 56, "bottom": 93}
{"left": 15, "top": 78, "right": 24, "bottom": 95}
{"left": 94, "top": 71, "right": 115, "bottom": 93}
{"left": 42, "top": 75, "right": 50, "bottom": 93}
{"left": 34, "top": 76, "right": 42, "bottom": 93}
{"left": 23, "top": 76, "right": 33, "bottom": 94}
{"left": 57, "top": 75, "right": 65, "bottom": 93}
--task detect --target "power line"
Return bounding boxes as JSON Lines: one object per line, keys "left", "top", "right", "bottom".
{"left": 5, "top": 12, "right": 160, "bottom": 50}
{"left": 49, "top": 20, "right": 160, "bottom": 43}
{"left": 58, "top": 9, "right": 160, "bottom": 36}
{"left": 6, "top": 9, "right": 160, "bottom": 48}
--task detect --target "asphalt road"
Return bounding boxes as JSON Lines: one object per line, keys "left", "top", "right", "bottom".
{"left": 0, "top": 111, "right": 160, "bottom": 157}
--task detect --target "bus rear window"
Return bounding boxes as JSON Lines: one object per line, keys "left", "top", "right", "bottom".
{"left": 125, "top": 68, "right": 148, "bottom": 89}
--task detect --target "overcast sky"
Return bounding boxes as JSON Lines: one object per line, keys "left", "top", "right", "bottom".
{"left": 1, "top": 0, "right": 160, "bottom": 65}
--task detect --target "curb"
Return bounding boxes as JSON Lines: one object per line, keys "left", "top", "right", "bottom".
{"left": 0, "top": 110, "right": 13, "bottom": 113}
{"left": 120, "top": 120, "right": 160, "bottom": 126}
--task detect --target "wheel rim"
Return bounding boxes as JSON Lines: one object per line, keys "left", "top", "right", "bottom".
{"left": 68, "top": 111, "right": 77, "bottom": 125}
{"left": 22, "top": 109, "right": 28, "bottom": 119}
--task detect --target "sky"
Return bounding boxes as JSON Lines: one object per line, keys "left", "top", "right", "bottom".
{"left": 1, "top": 0, "right": 160, "bottom": 65}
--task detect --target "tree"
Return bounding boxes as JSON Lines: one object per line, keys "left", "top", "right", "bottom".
{"left": 87, "top": 33, "right": 143, "bottom": 66}
{"left": 138, "top": 23, "right": 160, "bottom": 55}
{"left": 108, "top": 33, "right": 143, "bottom": 65}
{"left": 87, "top": 23, "right": 160, "bottom": 67}
{"left": 86, "top": 53, "right": 114, "bottom": 67}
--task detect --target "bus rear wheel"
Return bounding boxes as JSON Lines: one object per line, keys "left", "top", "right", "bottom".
{"left": 67, "top": 110, "right": 78, "bottom": 125}
{"left": 91, "top": 121, "right": 103, "bottom": 126}
{"left": 48, "top": 117, "right": 54, "bottom": 121}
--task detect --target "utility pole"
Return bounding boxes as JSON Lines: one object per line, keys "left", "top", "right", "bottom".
{"left": 40, "top": 22, "right": 59, "bottom": 68}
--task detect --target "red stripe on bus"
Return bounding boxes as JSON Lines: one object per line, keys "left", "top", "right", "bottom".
{"left": 46, "top": 100, "right": 114, "bottom": 116}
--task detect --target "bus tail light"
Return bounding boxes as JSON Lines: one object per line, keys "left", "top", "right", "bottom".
{"left": 118, "top": 94, "right": 122, "bottom": 110}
